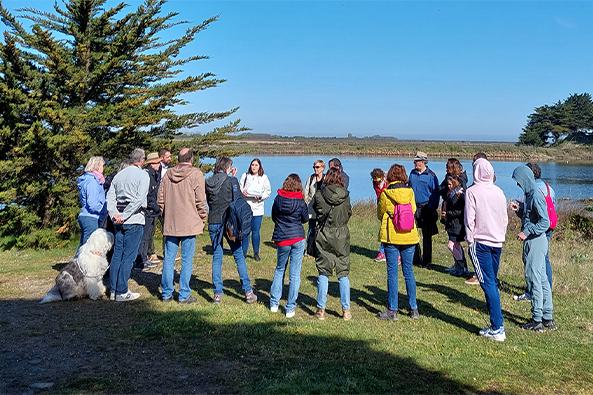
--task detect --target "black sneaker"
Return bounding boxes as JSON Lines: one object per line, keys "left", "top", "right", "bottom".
{"left": 377, "top": 310, "right": 398, "bottom": 321}
{"left": 521, "top": 320, "right": 544, "bottom": 332}
{"left": 179, "top": 295, "right": 197, "bottom": 304}
{"left": 410, "top": 309, "right": 420, "bottom": 320}
{"left": 254, "top": 254, "right": 261, "bottom": 262}
{"left": 542, "top": 319, "right": 558, "bottom": 331}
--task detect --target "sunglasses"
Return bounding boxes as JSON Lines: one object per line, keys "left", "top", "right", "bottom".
{"left": 313, "top": 165, "right": 323, "bottom": 169}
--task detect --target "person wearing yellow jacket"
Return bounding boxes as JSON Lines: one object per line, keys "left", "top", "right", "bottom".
{"left": 377, "top": 164, "right": 420, "bottom": 320}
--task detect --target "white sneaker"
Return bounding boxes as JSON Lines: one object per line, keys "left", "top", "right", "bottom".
{"left": 285, "top": 310, "right": 296, "bottom": 318}
{"left": 109, "top": 292, "right": 115, "bottom": 301}
{"left": 480, "top": 326, "right": 506, "bottom": 342}
{"left": 270, "top": 305, "right": 279, "bottom": 313}
{"left": 115, "top": 291, "right": 140, "bottom": 302}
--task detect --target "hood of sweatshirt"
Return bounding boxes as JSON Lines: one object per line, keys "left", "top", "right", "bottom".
{"left": 512, "top": 165, "right": 536, "bottom": 195}
{"left": 166, "top": 163, "right": 195, "bottom": 184}
{"left": 473, "top": 158, "right": 495, "bottom": 185}
{"left": 77, "top": 172, "right": 99, "bottom": 189}
{"left": 320, "top": 184, "right": 349, "bottom": 205}
{"left": 206, "top": 171, "right": 228, "bottom": 195}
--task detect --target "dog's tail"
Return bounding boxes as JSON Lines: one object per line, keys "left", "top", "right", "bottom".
{"left": 39, "top": 285, "right": 62, "bottom": 304}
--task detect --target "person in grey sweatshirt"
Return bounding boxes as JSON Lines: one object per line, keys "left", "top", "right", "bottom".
{"left": 512, "top": 165, "right": 555, "bottom": 332}
{"left": 107, "top": 148, "right": 150, "bottom": 302}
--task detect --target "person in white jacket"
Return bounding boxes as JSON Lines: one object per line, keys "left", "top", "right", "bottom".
{"left": 240, "top": 158, "right": 272, "bottom": 261}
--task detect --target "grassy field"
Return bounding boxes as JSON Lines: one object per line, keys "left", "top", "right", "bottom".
{"left": 1, "top": 203, "right": 592, "bottom": 394}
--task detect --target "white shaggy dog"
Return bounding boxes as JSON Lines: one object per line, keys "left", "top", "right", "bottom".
{"left": 40, "top": 228, "right": 114, "bottom": 303}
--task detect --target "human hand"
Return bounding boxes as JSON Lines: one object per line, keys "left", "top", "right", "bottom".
{"left": 113, "top": 214, "right": 124, "bottom": 224}
{"left": 230, "top": 167, "right": 237, "bottom": 177}
{"left": 517, "top": 231, "right": 527, "bottom": 241}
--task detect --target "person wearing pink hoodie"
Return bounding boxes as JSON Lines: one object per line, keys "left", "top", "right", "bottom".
{"left": 464, "top": 158, "right": 509, "bottom": 341}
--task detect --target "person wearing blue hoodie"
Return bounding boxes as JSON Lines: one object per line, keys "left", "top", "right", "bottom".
{"left": 77, "top": 156, "right": 107, "bottom": 247}
{"left": 512, "top": 165, "right": 556, "bottom": 332}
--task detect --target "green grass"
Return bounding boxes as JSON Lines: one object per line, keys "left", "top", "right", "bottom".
{"left": 1, "top": 204, "right": 592, "bottom": 393}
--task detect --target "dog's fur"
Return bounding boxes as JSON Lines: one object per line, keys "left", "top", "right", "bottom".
{"left": 40, "top": 228, "right": 114, "bottom": 303}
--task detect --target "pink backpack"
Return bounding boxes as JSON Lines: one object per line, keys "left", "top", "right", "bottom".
{"left": 544, "top": 182, "right": 558, "bottom": 230}
{"left": 392, "top": 202, "right": 415, "bottom": 232}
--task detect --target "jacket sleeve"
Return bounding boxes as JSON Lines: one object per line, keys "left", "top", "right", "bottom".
{"left": 428, "top": 172, "right": 440, "bottom": 209}
{"left": 523, "top": 193, "right": 550, "bottom": 237}
{"left": 122, "top": 172, "right": 149, "bottom": 221}
{"left": 303, "top": 175, "right": 312, "bottom": 204}
{"left": 86, "top": 180, "right": 106, "bottom": 216}
{"left": 271, "top": 196, "right": 279, "bottom": 223}
{"left": 464, "top": 190, "right": 476, "bottom": 244}
{"left": 300, "top": 200, "right": 309, "bottom": 223}
{"left": 157, "top": 178, "right": 165, "bottom": 214}
{"left": 239, "top": 173, "right": 247, "bottom": 191}
{"left": 261, "top": 175, "right": 272, "bottom": 200}
{"left": 377, "top": 191, "right": 387, "bottom": 221}
{"left": 106, "top": 181, "right": 118, "bottom": 219}
{"left": 195, "top": 171, "right": 208, "bottom": 220}
{"left": 347, "top": 196, "right": 352, "bottom": 220}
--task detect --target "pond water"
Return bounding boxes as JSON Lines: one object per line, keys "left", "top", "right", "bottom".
{"left": 220, "top": 155, "right": 593, "bottom": 216}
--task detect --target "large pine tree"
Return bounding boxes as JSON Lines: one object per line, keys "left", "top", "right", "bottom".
{"left": 0, "top": 0, "right": 241, "bottom": 247}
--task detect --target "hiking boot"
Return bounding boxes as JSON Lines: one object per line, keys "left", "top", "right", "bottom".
{"left": 314, "top": 308, "right": 326, "bottom": 320}
{"left": 254, "top": 254, "right": 261, "bottom": 262}
{"left": 377, "top": 309, "right": 398, "bottom": 321}
{"left": 410, "top": 309, "right": 420, "bottom": 319}
{"left": 543, "top": 319, "right": 558, "bottom": 331}
{"left": 480, "top": 326, "right": 506, "bottom": 342}
{"left": 449, "top": 266, "right": 466, "bottom": 277}
{"left": 286, "top": 310, "right": 296, "bottom": 318}
{"left": 179, "top": 295, "right": 197, "bottom": 304}
{"left": 245, "top": 290, "right": 258, "bottom": 304}
{"left": 213, "top": 293, "right": 222, "bottom": 305}
{"left": 374, "top": 252, "right": 386, "bottom": 262}
{"left": 115, "top": 291, "right": 140, "bottom": 302}
{"left": 342, "top": 309, "right": 352, "bottom": 321}
{"left": 513, "top": 292, "right": 532, "bottom": 302}
{"left": 521, "top": 320, "right": 544, "bottom": 332}
{"left": 270, "top": 305, "right": 279, "bottom": 313}
{"left": 444, "top": 264, "right": 456, "bottom": 273}
{"left": 465, "top": 275, "right": 479, "bottom": 285}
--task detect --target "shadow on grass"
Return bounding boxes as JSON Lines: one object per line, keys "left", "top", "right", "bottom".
{"left": 254, "top": 278, "right": 318, "bottom": 315}
{"left": 416, "top": 281, "right": 526, "bottom": 326}
{"left": 350, "top": 244, "right": 377, "bottom": 259}
{"left": 0, "top": 298, "right": 492, "bottom": 394}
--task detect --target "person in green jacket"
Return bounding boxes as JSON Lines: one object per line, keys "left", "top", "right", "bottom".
{"left": 313, "top": 168, "right": 352, "bottom": 321}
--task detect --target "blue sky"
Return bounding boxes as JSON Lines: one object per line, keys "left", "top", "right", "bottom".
{"left": 3, "top": 0, "right": 593, "bottom": 141}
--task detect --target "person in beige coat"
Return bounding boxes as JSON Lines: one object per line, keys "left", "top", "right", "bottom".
{"left": 157, "top": 148, "right": 207, "bottom": 303}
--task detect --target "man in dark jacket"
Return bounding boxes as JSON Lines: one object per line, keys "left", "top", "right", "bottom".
{"left": 206, "top": 157, "right": 257, "bottom": 305}
{"left": 408, "top": 151, "right": 440, "bottom": 267}
{"left": 135, "top": 152, "right": 162, "bottom": 270}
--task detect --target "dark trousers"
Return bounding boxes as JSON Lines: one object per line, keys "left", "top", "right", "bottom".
{"left": 136, "top": 215, "right": 156, "bottom": 268}
{"left": 414, "top": 205, "right": 438, "bottom": 266}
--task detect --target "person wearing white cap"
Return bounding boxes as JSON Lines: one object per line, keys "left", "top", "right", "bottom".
{"left": 408, "top": 151, "right": 440, "bottom": 267}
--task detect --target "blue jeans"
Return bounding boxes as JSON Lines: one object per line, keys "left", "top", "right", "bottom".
{"left": 242, "top": 215, "right": 263, "bottom": 257}
{"left": 317, "top": 275, "right": 350, "bottom": 310}
{"left": 110, "top": 223, "right": 144, "bottom": 294}
{"left": 270, "top": 239, "right": 305, "bottom": 312}
{"left": 209, "top": 223, "right": 253, "bottom": 294}
{"left": 469, "top": 242, "right": 504, "bottom": 329}
{"left": 161, "top": 235, "right": 196, "bottom": 301}
{"left": 378, "top": 243, "right": 385, "bottom": 254}
{"left": 383, "top": 243, "right": 417, "bottom": 311}
{"left": 78, "top": 215, "right": 99, "bottom": 247}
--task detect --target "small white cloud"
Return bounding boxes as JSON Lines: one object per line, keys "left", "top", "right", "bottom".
{"left": 555, "top": 17, "right": 576, "bottom": 29}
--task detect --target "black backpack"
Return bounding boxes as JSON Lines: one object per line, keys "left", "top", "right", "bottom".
{"left": 225, "top": 179, "right": 253, "bottom": 242}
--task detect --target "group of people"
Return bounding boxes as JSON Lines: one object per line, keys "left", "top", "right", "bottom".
{"left": 76, "top": 148, "right": 557, "bottom": 341}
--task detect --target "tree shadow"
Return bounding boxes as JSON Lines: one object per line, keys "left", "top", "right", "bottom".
{"left": 498, "top": 279, "right": 524, "bottom": 296}
{"left": 0, "top": 298, "right": 490, "bottom": 394}
{"left": 254, "top": 278, "right": 318, "bottom": 315}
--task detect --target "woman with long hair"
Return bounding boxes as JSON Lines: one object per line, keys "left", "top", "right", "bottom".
{"left": 377, "top": 164, "right": 420, "bottom": 320}
{"left": 77, "top": 156, "right": 107, "bottom": 247}
{"left": 269, "top": 174, "right": 309, "bottom": 318}
{"left": 240, "top": 158, "right": 272, "bottom": 261}
{"left": 312, "top": 168, "right": 352, "bottom": 320}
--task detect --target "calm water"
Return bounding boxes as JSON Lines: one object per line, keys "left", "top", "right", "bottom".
{"left": 215, "top": 155, "right": 593, "bottom": 216}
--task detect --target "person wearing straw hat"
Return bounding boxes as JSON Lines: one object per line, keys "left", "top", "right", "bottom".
{"left": 135, "top": 152, "right": 162, "bottom": 271}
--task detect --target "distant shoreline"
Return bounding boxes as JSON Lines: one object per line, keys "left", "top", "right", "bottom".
{"left": 207, "top": 136, "right": 593, "bottom": 163}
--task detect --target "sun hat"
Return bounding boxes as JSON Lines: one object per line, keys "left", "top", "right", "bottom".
{"left": 145, "top": 152, "right": 160, "bottom": 165}
{"left": 413, "top": 151, "right": 428, "bottom": 162}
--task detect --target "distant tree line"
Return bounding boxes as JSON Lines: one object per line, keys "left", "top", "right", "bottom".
{"left": 518, "top": 93, "right": 593, "bottom": 146}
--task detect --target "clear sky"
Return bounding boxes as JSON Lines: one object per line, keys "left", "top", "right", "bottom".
{"left": 3, "top": 0, "right": 593, "bottom": 141}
